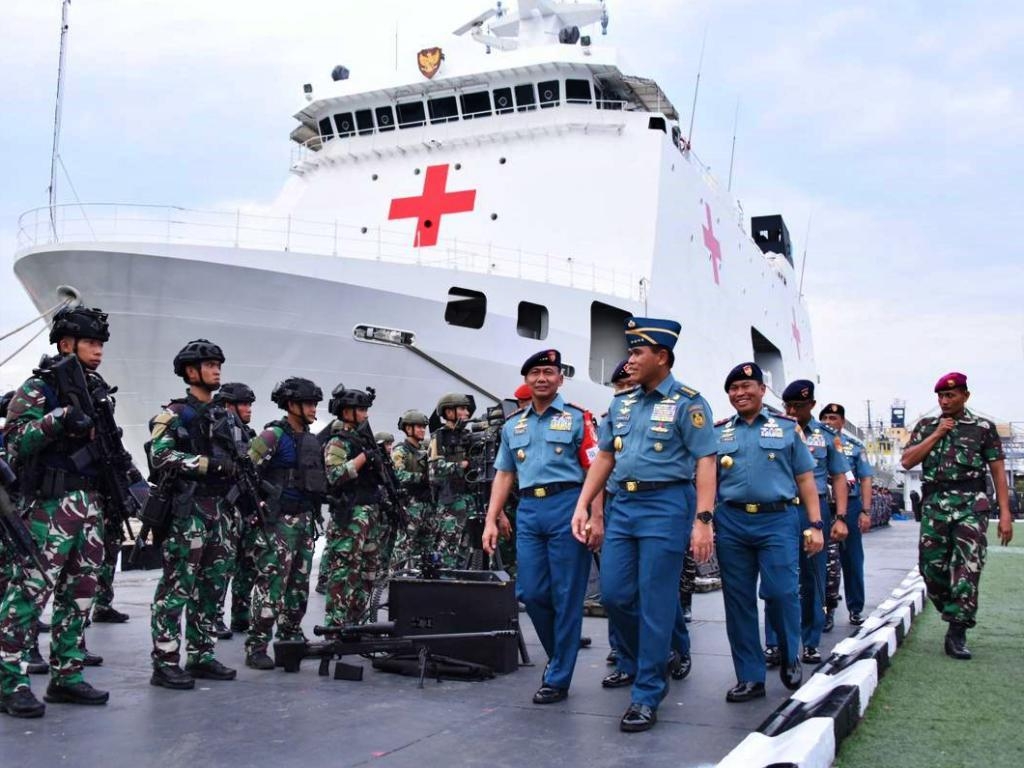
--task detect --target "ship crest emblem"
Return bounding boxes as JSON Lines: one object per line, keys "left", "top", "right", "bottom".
{"left": 417, "top": 47, "right": 443, "bottom": 79}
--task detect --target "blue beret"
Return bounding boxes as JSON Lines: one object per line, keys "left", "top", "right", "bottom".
{"left": 521, "top": 349, "right": 561, "bottom": 376}
{"left": 724, "top": 362, "right": 763, "bottom": 391}
{"left": 624, "top": 317, "right": 681, "bottom": 350}
{"left": 782, "top": 379, "right": 815, "bottom": 402}
{"left": 610, "top": 358, "right": 630, "bottom": 383}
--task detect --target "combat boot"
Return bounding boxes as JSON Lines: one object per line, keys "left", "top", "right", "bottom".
{"left": 0, "top": 689, "right": 45, "bottom": 718}
{"left": 81, "top": 647, "right": 104, "bottom": 667}
{"left": 212, "top": 619, "right": 233, "bottom": 640}
{"left": 27, "top": 644, "right": 48, "bottom": 675}
{"left": 229, "top": 617, "right": 249, "bottom": 634}
{"left": 151, "top": 664, "right": 195, "bottom": 690}
{"left": 944, "top": 622, "right": 972, "bottom": 660}
{"left": 44, "top": 680, "right": 109, "bottom": 705}
{"left": 246, "top": 651, "right": 275, "bottom": 671}
{"left": 185, "top": 658, "right": 237, "bottom": 680}
{"left": 92, "top": 605, "right": 130, "bottom": 623}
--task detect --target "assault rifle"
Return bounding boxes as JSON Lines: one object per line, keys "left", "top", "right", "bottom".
{"left": 0, "top": 458, "right": 52, "bottom": 588}
{"left": 356, "top": 419, "right": 407, "bottom": 530}
{"left": 128, "top": 469, "right": 178, "bottom": 566}
{"left": 42, "top": 354, "right": 150, "bottom": 541}
{"left": 209, "top": 409, "right": 275, "bottom": 531}
{"left": 272, "top": 621, "right": 517, "bottom": 686}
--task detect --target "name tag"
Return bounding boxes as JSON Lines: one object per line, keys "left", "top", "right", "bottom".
{"left": 651, "top": 403, "right": 677, "bottom": 422}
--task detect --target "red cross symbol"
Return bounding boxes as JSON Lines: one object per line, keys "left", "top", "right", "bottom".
{"left": 702, "top": 202, "right": 722, "bottom": 284}
{"left": 388, "top": 164, "right": 476, "bottom": 247}
{"left": 791, "top": 309, "right": 802, "bottom": 359}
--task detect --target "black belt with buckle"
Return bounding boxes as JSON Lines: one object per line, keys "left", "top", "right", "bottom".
{"left": 725, "top": 499, "right": 798, "bottom": 514}
{"left": 520, "top": 482, "right": 582, "bottom": 499}
{"left": 618, "top": 480, "right": 689, "bottom": 493}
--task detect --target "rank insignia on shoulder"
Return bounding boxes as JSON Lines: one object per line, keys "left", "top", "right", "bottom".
{"left": 677, "top": 385, "right": 699, "bottom": 398}
{"left": 776, "top": 414, "right": 797, "bottom": 422}
{"left": 714, "top": 417, "right": 732, "bottom": 427}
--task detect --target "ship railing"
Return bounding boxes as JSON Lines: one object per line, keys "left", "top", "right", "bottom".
{"left": 15, "top": 203, "right": 642, "bottom": 300}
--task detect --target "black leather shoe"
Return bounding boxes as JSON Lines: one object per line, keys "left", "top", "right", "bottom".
{"left": 781, "top": 660, "right": 804, "bottom": 690}
{"left": 186, "top": 659, "right": 237, "bottom": 680}
{"left": 620, "top": 703, "right": 657, "bottom": 732}
{"left": 602, "top": 670, "right": 635, "bottom": 688}
{"left": 764, "top": 645, "right": 781, "bottom": 668}
{"left": 44, "top": 680, "right": 109, "bottom": 705}
{"left": 579, "top": 635, "right": 592, "bottom": 648}
{"left": 726, "top": 681, "right": 766, "bottom": 702}
{"left": 150, "top": 664, "right": 195, "bottom": 690}
{"left": 944, "top": 623, "right": 972, "bottom": 660}
{"left": 92, "top": 605, "right": 129, "bottom": 623}
{"left": 245, "top": 651, "right": 275, "bottom": 671}
{"left": 229, "top": 618, "right": 249, "bottom": 634}
{"left": 849, "top": 612, "right": 865, "bottom": 626}
{"left": 27, "top": 645, "right": 48, "bottom": 675}
{"left": 802, "top": 646, "right": 821, "bottom": 664}
{"left": 668, "top": 650, "right": 691, "bottom": 681}
{"left": 823, "top": 610, "right": 835, "bottom": 633}
{"left": 532, "top": 685, "right": 568, "bottom": 704}
{"left": 212, "top": 619, "right": 233, "bottom": 640}
{"left": 606, "top": 648, "right": 619, "bottom": 665}
{"left": 0, "top": 689, "right": 45, "bottom": 718}
{"left": 81, "top": 648, "right": 103, "bottom": 667}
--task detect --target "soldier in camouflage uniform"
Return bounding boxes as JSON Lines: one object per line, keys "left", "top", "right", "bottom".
{"left": 0, "top": 307, "right": 114, "bottom": 717}
{"left": 902, "top": 372, "right": 1014, "bottom": 659}
{"left": 148, "top": 339, "right": 238, "bottom": 690}
{"left": 244, "top": 378, "right": 325, "bottom": 670}
{"left": 321, "top": 386, "right": 384, "bottom": 626}
{"left": 390, "top": 410, "right": 434, "bottom": 569}
{"left": 429, "top": 393, "right": 476, "bottom": 568}
{"left": 211, "top": 382, "right": 258, "bottom": 637}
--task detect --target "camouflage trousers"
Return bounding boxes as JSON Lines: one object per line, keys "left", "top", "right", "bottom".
{"left": 209, "top": 511, "right": 239, "bottom": 626}
{"left": 228, "top": 516, "right": 262, "bottom": 628}
{"left": 94, "top": 514, "right": 125, "bottom": 609}
{"left": 824, "top": 542, "right": 842, "bottom": 610}
{"left": 246, "top": 512, "right": 312, "bottom": 653}
{"left": 150, "top": 504, "right": 232, "bottom": 667}
{"left": 679, "top": 551, "right": 698, "bottom": 595}
{"left": 919, "top": 496, "right": 989, "bottom": 627}
{"left": 389, "top": 500, "right": 436, "bottom": 570}
{"left": 0, "top": 491, "right": 104, "bottom": 694}
{"left": 434, "top": 494, "right": 473, "bottom": 568}
{"left": 323, "top": 504, "right": 383, "bottom": 626}
{"left": 316, "top": 518, "right": 335, "bottom": 590}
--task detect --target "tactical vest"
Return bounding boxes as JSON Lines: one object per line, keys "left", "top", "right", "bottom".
{"left": 151, "top": 396, "right": 234, "bottom": 496}
{"left": 395, "top": 440, "right": 430, "bottom": 501}
{"left": 432, "top": 425, "right": 469, "bottom": 501}
{"left": 322, "top": 421, "right": 379, "bottom": 507}
{"left": 263, "top": 419, "right": 327, "bottom": 513}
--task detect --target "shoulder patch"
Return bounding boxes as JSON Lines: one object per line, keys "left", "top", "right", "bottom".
{"left": 676, "top": 384, "right": 699, "bottom": 399}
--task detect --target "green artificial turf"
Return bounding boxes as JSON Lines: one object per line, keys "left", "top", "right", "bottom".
{"left": 834, "top": 529, "right": 1024, "bottom": 768}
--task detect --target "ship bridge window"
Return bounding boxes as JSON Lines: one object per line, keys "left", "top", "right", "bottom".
{"left": 751, "top": 328, "right": 784, "bottom": 393}
{"left": 515, "top": 83, "right": 537, "bottom": 112}
{"left": 397, "top": 100, "right": 426, "bottom": 128}
{"left": 460, "top": 90, "right": 492, "bottom": 120}
{"left": 516, "top": 301, "right": 548, "bottom": 340}
{"left": 318, "top": 117, "right": 335, "bottom": 142}
{"left": 429, "top": 95, "right": 459, "bottom": 124}
{"left": 493, "top": 87, "right": 514, "bottom": 114}
{"left": 355, "top": 109, "right": 375, "bottom": 136}
{"left": 445, "top": 287, "right": 487, "bottom": 329}
{"left": 590, "top": 301, "right": 632, "bottom": 384}
{"left": 375, "top": 105, "right": 395, "bottom": 132}
{"left": 538, "top": 80, "right": 560, "bottom": 109}
{"left": 648, "top": 116, "right": 666, "bottom": 133}
{"left": 565, "top": 79, "right": 592, "bottom": 104}
{"left": 334, "top": 112, "right": 355, "bottom": 137}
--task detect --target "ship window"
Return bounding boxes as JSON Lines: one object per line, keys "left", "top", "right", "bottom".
{"left": 428, "top": 95, "right": 459, "bottom": 124}
{"left": 460, "top": 91, "right": 492, "bottom": 120}
{"left": 493, "top": 87, "right": 514, "bottom": 114}
{"left": 334, "top": 112, "right": 355, "bottom": 137}
{"left": 589, "top": 301, "right": 632, "bottom": 384}
{"left": 397, "top": 101, "right": 426, "bottom": 128}
{"left": 561, "top": 364, "right": 575, "bottom": 379}
{"left": 565, "top": 78, "right": 592, "bottom": 104}
{"left": 516, "top": 301, "right": 548, "bottom": 340}
{"left": 445, "top": 288, "right": 487, "bottom": 329}
{"left": 538, "top": 80, "right": 560, "bottom": 108}
{"left": 515, "top": 83, "right": 537, "bottom": 112}
{"left": 648, "top": 116, "right": 666, "bottom": 133}
{"left": 355, "top": 109, "right": 375, "bottom": 136}
{"left": 751, "top": 328, "right": 784, "bottom": 394}
{"left": 375, "top": 105, "right": 395, "bottom": 132}
{"left": 318, "top": 117, "right": 335, "bottom": 142}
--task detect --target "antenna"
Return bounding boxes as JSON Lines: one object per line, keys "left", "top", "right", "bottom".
{"left": 727, "top": 98, "right": 739, "bottom": 193}
{"left": 685, "top": 24, "right": 708, "bottom": 147}
{"left": 48, "top": 0, "right": 71, "bottom": 240}
{"left": 797, "top": 212, "right": 812, "bottom": 298}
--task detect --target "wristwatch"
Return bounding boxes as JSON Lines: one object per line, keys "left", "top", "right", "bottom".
{"left": 696, "top": 510, "right": 714, "bottom": 524}
{"left": 834, "top": 514, "right": 847, "bottom": 522}
{"left": 808, "top": 519, "right": 824, "bottom": 530}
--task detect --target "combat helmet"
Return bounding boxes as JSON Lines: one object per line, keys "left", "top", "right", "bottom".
{"left": 328, "top": 386, "right": 374, "bottom": 417}
{"left": 374, "top": 431, "right": 395, "bottom": 445}
{"left": 173, "top": 339, "right": 225, "bottom": 378}
{"left": 216, "top": 382, "right": 256, "bottom": 404}
{"left": 49, "top": 306, "right": 110, "bottom": 344}
{"left": 436, "top": 393, "right": 473, "bottom": 420}
{"left": 397, "top": 409, "right": 429, "bottom": 430}
{"left": 270, "top": 377, "right": 323, "bottom": 408}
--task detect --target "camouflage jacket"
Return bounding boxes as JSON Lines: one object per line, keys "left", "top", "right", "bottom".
{"left": 1, "top": 376, "right": 67, "bottom": 467}
{"left": 908, "top": 409, "right": 1003, "bottom": 484}
{"left": 322, "top": 419, "right": 367, "bottom": 491}
{"left": 149, "top": 393, "right": 220, "bottom": 478}
{"left": 391, "top": 439, "right": 429, "bottom": 499}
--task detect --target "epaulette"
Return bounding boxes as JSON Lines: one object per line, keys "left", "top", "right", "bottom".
{"left": 676, "top": 384, "right": 699, "bottom": 399}
{"left": 613, "top": 385, "right": 640, "bottom": 398}
{"left": 507, "top": 406, "right": 526, "bottom": 418}
{"left": 820, "top": 423, "right": 838, "bottom": 435}
{"left": 714, "top": 417, "right": 732, "bottom": 427}
{"left": 564, "top": 401, "right": 591, "bottom": 415}
{"left": 776, "top": 414, "right": 798, "bottom": 422}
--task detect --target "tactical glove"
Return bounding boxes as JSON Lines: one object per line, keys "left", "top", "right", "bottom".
{"left": 63, "top": 406, "right": 94, "bottom": 437}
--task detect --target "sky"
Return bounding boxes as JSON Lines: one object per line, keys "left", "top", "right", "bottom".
{"left": 1, "top": 0, "right": 1022, "bottom": 429}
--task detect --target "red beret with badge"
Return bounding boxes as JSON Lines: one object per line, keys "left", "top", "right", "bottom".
{"left": 934, "top": 371, "right": 968, "bottom": 393}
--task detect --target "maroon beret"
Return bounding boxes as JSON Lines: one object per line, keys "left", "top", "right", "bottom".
{"left": 934, "top": 372, "right": 967, "bottom": 392}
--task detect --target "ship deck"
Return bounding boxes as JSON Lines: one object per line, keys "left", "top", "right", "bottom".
{"left": 4, "top": 522, "right": 922, "bottom": 768}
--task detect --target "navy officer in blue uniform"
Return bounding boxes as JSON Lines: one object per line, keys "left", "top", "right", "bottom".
{"left": 763, "top": 379, "right": 849, "bottom": 664}
{"left": 573, "top": 318, "right": 716, "bottom": 733}
{"left": 715, "top": 363, "right": 823, "bottom": 702}
{"left": 820, "top": 402, "right": 874, "bottom": 626}
{"left": 483, "top": 349, "right": 599, "bottom": 705}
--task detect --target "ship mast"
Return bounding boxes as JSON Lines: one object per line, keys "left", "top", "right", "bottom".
{"left": 48, "top": 0, "right": 71, "bottom": 240}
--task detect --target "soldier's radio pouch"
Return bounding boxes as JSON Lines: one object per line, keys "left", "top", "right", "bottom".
{"left": 171, "top": 482, "right": 197, "bottom": 519}
{"left": 37, "top": 467, "right": 100, "bottom": 499}
{"left": 328, "top": 498, "right": 355, "bottom": 528}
